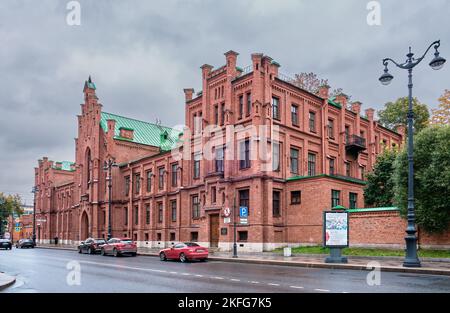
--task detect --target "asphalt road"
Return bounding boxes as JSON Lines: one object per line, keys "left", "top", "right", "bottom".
{"left": 1, "top": 248, "right": 449, "bottom": 293}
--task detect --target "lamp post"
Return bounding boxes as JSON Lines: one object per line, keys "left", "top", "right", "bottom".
{"left": 233, "top": 195, "right": 238, "bottom": 258}
{"left": 32, "top": 186, "right": 39, "bottom": 245}
{"left": 103, "top": 159, "right": 118, "bottom": 240}
{"left": 379, "top": 40, "right": 446, "bottom": 267}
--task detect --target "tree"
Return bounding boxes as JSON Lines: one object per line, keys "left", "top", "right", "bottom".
{"left": 393, "top": 125, "right": 450, "bottom": 233}
{"left": 291, "top": 72, "right": 328, "bottom": 94}
{"left": 430, "top": 90, "right": 450, "bottom": 125}
{"left": 364, "top": 149, "right": 398, "bottom": 207}
{"left": 378, "top": 97, "right": 430, "bottom": 134}
{"left": 0, "top": 193, "right": 23, "bottom": 236}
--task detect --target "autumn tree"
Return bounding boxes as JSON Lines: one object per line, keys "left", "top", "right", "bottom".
{"left": 378, "top": 97, "right": 430, "bottom": 134}
{"left": 0, "top": 193, "right": 23, "bottom": 237}
{"left": 291, "top": 72, "right": 328, "bottom": 94}
{"left": 430, "top": 89, "right": 450, "bottom": 125}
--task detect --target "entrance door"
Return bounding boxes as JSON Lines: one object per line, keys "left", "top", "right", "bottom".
{"left": 209, "top": 214, "right": 220, "bottom": 248}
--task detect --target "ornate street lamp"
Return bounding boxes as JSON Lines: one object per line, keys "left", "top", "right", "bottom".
{"left": 103, "top": 159, "right": 118, "bottom": 240}
{"left": 379, "top": 40, "right": 446, "bottom": 267}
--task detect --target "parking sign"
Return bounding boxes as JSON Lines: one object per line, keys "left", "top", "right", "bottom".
{"left": 239, "top": 207, "right": 248, "bottom": 218}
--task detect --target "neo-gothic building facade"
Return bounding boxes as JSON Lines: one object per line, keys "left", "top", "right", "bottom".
{"left": 34, "top": 51, "right": 403, "bottom": 251}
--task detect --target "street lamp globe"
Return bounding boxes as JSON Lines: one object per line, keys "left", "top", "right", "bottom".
{"left": 429, "top": 53, "right": 446, "bottom": 70}
{"left": 379, "top": 71, "right": 394, "bottom": 85}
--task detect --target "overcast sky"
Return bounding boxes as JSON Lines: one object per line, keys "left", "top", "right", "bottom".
{"left": 0, "top": 0, "right": 449, "bottom": 204}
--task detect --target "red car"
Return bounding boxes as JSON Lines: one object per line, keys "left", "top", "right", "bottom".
{"left": 100, "top": 238, "right": 137, "bottom": 257}
{"left": 159, "top": 242, "right": 208, "bottom": 262}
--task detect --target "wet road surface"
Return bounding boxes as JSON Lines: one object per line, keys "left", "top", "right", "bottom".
{"left": 1, "top": 248, "right": 449, "bottom": 293}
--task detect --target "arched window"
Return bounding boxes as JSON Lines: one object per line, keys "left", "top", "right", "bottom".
{"left": 86, "top": 148, "right": 91, "bottom": 186}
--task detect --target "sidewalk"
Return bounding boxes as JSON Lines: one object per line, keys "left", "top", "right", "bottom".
{"left": 36, "top": 244, "right": 450, "bottom": 276}
{"left": 0, "top": 273, "right": 16, "bottom": 290}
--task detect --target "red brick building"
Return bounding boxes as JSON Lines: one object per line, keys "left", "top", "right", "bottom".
{"left": 35, "top": 51, "right": 420, "bottom": 251}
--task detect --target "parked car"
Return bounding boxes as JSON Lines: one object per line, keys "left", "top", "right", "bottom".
{"left": 0, "top": 239, "right": 12, "bottom": 250}
{"left": 78, "top": 238, "right": 106, "bottom": 254}
{"left": 159, "top": 242, "right": 208, "bottom": 263}
{"left": 100, "top": 238, "right": 137, "bottom": 257}
{"left": 16, "top": 239, "right": 35, "bottom": 249}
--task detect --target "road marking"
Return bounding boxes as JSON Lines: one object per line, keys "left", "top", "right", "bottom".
{"left": 212, "top": 276, "right": 224, "bottom": 280}
{"left": 267, "top": 283, "right": 280, "bottom": 286}
{"left": 315, "top": 288, "right": 330, "bottom": 292}
{"left": 230, "top": 278, "right": 240, "bottom": 282}
{"left": 249, "top": 281, "right": 259, "bottom": 284}
{"left": 195, "top": 274, "right": 203, "bottom": 277}
{"left": 289, "top": 285, "right": 304, "bottom": 289}
{"left": 169, "top": 272, "right": 178, "bottom": 274}
{"left": 181, "top": 273, "right": 191, "bottom": 276}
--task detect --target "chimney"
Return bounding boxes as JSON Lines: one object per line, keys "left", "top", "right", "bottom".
{"left": 251, "top": 53, "right": 263, "bottom": 72}
{"left": 351, "top": 101, "right": 362, "bottom": 114}
{"left": 365, "top": 108, "right": 375, "bottom": 121}
{"left": 318, "top": 84, "right": 330, "bottom": 99}
{"left": 334, "top": 93, "right": 348, "bottom": 108}
{"left": 224, "top": 50, "right": 239, "bottom": 71}
{"left": 200, "top": 64, "right": 213, "bottom": 80}
{"left": 270, "top": 60, "right": 280, "bottom": 78}
{"left": 107, "top": 119, "right": 116, "bottom": 137}
{"left": 183, "top": 88, "right": 195, "bottom": 102}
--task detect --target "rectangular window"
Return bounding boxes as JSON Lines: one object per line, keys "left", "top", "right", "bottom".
{"left": 345, "top": 126, "right": 350, "bottom": 144}
{"left": 238, "top": 231, "right": 248, "bottom": 242}
{"left": 124, "top": 207, "right": 128, "bottom": 225}
{"left": 290, "top": 147, "right": 299, "bottom": 174}
{"left": 308, "top": 153, "right": 316, "bottom": 176}
{"left": 145, "top": 204, "right": 150, "bottom": 224}
{"left": 345, "top": 162, "right": 351, "bottom": 177}
{"left": 215, "top": 146, "right": 224, "bottom": 173}
{"left": 134, "top": 174, "right": 140, "bottom": 195}
{"left": 291, "top": 191, "right": 301, "bottom": 204}
{"left": 272, "top": 142, "right": 280, "bottom": 171}
{"left": 171, "top": 200, "right": 177, "bottom": 222}
{"left": 291, "top": 104, "right": 298, "bottom": 125}
{"left": 214, "top": 105, "right": 219, "bottom": 125}
{"left": 134, "top": 206, "right": 139, "bottom": 225}
{"left": 331, "top": 190, "right": 341, "bottom": 208}
{"left": 239, "top": 95, "right": 244, "bottom": 119}
{"left": 144, "top": 233, "right": 149, "bottom": 242}
{"left": 239, "top": 189, "right": 250, "bottom": 215}
{"left": 157, "top": 233, "right": 162, "bottom": 241}
{"left": 329, "top": 158, "right": 335, "bottom": 175}
{"left": 158, "top": 202, "right": 163, "bottom": 223}
{"left": 171, "top": 163, "right": 178, "bottom": 187}
{"left": 328, "top": 119, "right": 335, "bottom": 139}
{"left": 349, "top": 192, "right": 358, "bottom": 209}
{"left": 191, "top": 232, "right": 198, "bottom": 242}
{"left": 146, "top": 171, "right": 152, "bottom": 192}
{"left": 193, "top": 154, "right": 201, "bottom": 178}
{"left": 239, "top": 139, "right": 251, "bottom": 169}
{"left": 361, "top": 166, "right": 366, "bottom": 180}
{"left": 158, "top": 167, "right": 164, "bottom": 190}
{"left": 125, "top": 176, "right": 130, "bottom": 196}
{"left": 272, "top": 97, "right": 280, "bottom": 120}
{"left": 309, "top": 112, "right": 316, "bottom": 133}
{"left": 211, "top": 186, "right": 217, "bottom": 204}
{"left": 273, "top": 190, "right": 281, "bottom": 217}
{"left": 221, "top": 103, "right": 225, "bottom": 125}
{"left": 192, "top": 195, "right": 200, "bottom": 219}
{"left": 246, "top": 92, "right": 251, "bottom": 116}
{"left": 170, "top": 233, "right": 176, "bottom": 242}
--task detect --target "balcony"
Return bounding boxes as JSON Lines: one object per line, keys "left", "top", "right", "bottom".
{"left": 345, "top": 135, "right": 366, "bottom": 154}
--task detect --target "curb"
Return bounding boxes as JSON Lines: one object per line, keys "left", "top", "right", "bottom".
{"left": 35, "top": 246, "right": 450, "bottom": 276}
{"left": 0, "top": 273, "right": 16, "bottom": 290}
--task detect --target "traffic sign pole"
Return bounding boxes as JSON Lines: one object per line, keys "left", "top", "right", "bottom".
{"left": 233, "top": 196, "right": 237, "bottom": 258}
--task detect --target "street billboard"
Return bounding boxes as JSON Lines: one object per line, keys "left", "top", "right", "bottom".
{"left": 323, "top": 211, "right": 349, "bottom": 248}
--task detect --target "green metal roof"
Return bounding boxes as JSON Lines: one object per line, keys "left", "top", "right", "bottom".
{"left": 346, "top": 207, "right": 399, "bottom": 213}
{"left": 286, "top": 174, "right": 367, "bottom": 185}
{"left": 328, "top": 97, "right": 342, "bottom": 109}
{"left": 100, "top": 112, "right": 181, "bottom": 151}
{"left": 52, "top": 161, "right": 75, "bottom": 172}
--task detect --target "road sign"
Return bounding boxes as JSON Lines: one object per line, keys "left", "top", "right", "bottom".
{"left": 239, "top": 206, "right": 248, "bottom": 218}
{"left": 224, "top": 217, "right": 231, "bottom": 224}
{"left": 240, "top": 218, "right": 248, "bottom": 225}
{"left": 3, "top": 232, "right": 10, "bottom": 239}
{"left": 223, "top": 207, "right": 231, "bottom": 217}
{"left": 15, "top": 222, "right": 20, "bottom": 227}
{"left": 15, "top": 227, "right": 21, "bottom": 232}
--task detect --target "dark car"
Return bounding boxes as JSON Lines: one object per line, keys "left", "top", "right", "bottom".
{"left": 0, "top": 239, "right": 12, "bottom": 250}
{"left": 78, "top": 238, "right": 107, "bottom": 254}
{"left": 16, "top": 239, "right": 35, "bottom": 249}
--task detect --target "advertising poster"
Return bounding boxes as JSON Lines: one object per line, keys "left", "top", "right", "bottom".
{"left": 324, "top": 212, "right": 349, "bottom": 247}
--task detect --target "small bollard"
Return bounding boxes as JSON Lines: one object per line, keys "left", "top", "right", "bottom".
{"left": 283, "top": 247, "right": 292, "bottom": 257}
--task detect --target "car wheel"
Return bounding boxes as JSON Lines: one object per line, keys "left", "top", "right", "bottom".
{"left": 131, "top": 252, "right": 137, "bottom": 257}
{"left": 113, "top": 248, "right": 119, "bottom": 257}
{"left": 101, "top": 248, "right": 106, "bottom": 256}
{"left": 200, "top": 258, "right": 207, "bottom": 262}
{"left": 78, "top": 248, "right": 82, "bottom": 254}
{"left": 179, "top": 253, "right": 188, "bottom": 263}
{"left": 88, "top": 247, "right": 93, "bottom": 255}
{"left": 159, "top": 252, "right": 167, "bottom": 261}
